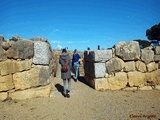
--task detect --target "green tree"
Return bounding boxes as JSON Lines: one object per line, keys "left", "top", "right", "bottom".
{"left": 146, "top": 23, "right": 160, "bottom": 45}
{"left": 133, "top": 39, "right": 151, "bottom": 48}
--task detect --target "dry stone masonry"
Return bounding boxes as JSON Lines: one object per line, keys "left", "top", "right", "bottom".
{"left": 84, "top": 41, "right": 160, "bottom": 91}
{"left": 0, "top": 36, "right": 53, "bottom": 101}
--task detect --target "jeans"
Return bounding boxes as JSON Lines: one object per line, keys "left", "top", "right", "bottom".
{"left": 74, "top": 62, "right": 79, "bottom": 79}
{"left": 63, "top": 79, "right": 71, "bottom": 95}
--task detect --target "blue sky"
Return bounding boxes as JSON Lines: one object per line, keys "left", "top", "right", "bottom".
{"left": 0, "top": 0, "right": 160, "bottom": 51}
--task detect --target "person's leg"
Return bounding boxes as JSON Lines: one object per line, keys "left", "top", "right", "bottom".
{"left": 74, "top": 62, "right": 79, "bottom": 79}
{"left": 66, "top": 79, "right": 71, "bottom": 98}
{"left": 63, "top": 79, "right": 67, "bottom": 96}
{"left": 68, "top": 79, "right": 71, "bottom": 92}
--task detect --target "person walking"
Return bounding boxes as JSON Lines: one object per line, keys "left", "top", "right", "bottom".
{"left": 72, "top": 49, "right": 81, "bottom": 81}
{"left": 59, "top": 48, "right": 72, "bottom": 98}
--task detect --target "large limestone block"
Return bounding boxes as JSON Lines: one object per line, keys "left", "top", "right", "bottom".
{"left": 108, "top": 72, "right": 128, "bottom": 90}
{"left": 135, "top": 61, "right": 147, "bottom": 72}
{"left": 1, "top": 60, "right": 15, "bottom": 75}
{"left": 146, "top": 62, "right": 157, "bottom": 72}
{"left": 106, "top": 57, "right": 125, "bottom": 73}
{"left": 88, "top": 50, "right": 112, "bottom": 62}
{"left": 128, "top": 71, "right": 146, "bottom": 87}
{"left": 115, "top": 41, "right": 140, "bottom": 61}
{"left": 84, "top": 73, "right": 95, "bottom": 88}
{"left": 0, "top": 75, "right": 14, "bottom": 91}
{"left": 90, "top": 62, "right": 106, "bottom": 78}
{"left": 9, "top": 84, "right": 51, "bottom": 100}
{"left": 124, "top": 61, "right": 135, "bottom": 72}
{"left": 33, "top": 41, "right": 51, "bottom": 65}
{"left": 0, "top": 45, "right": 7, "bottom": 62}
{"left": 6, "top": 40, "right": 34, "bottom": 59}
{"left": 140, "top": 49, "right": 154, "bottom": 64}
{"left": 84, "top": 50, "right": 90, "bottom": 60}
{"left": 14, "top": 59, "right": 32, "bottom": 72}
{"left": 30, "top": 37, "right": 48, "bottom": 42}
{"left": 94, "top": 78, "right": 109, "bottom": 91}
{"left": 0, "top": 34, "right": 4, "bottom": 43}
{"left": 154, "top": 55, "right": 160, "bottom": 61}
{"left": 139, "top": 86, "right": 153, "bottom": 90}
{"left": 0, "top": 59, "right": 32, "bottom": 75}
{"left": 84, "top": 61, "right": 91, "bottom": 75}
{"left": 145, "top": 69, "right": 160, "bottom": 85}
{"left": 0, "top": 92, "right": 8, "bottom": 101}
{"left": 155, "top": 46, "right": 160, "bottom": 55}
{"left": 13, "top": 65, "right": 51, "bottom": 90}
{"left": 1, "top": 41, "right": 10, "bottom": 50}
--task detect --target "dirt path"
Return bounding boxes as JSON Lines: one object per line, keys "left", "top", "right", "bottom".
{"left": 0, "top": 76, "right": 160, "bottom": 120}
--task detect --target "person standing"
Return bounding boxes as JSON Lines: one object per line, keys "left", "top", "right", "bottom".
{"left": 59, "top": 48, "right": 71, "bottom": 98}
{"left": 72, "top": 49, "right": 81, "bottom": 81}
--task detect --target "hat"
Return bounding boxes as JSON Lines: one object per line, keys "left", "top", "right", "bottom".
{"left": 62, "top": 48, "right": 67, "bottom": 53}
{"left": 74, "top": 49, "right": 77, "bottom": 53}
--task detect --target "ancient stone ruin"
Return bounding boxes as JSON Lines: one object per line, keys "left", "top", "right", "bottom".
{"left": 84, "top": 41, "right": 160, "bottom": 91}
{"left": 0, "top": 36, "right": 53, "bottom": 101}
{"left": 1, "top": 34, "right": 160, "bottom": 101}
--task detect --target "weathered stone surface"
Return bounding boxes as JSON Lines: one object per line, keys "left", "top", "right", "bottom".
{"left": 94, "top": 78, "right": 109, "bottom": 91}
{"left": 1, "top": 60, "right": 14, "bottom": 75}
{"left": 155, "top": 85, "right": 160, "bottom": 90}
{"left": 135, "top": 61, "right": 147, "bottom": 72}
{"left": 0, "top": 92, "right": 8, "bottom": 101}
{"left": 13, "top": 65, "right": 51, "bottom": 90}
{"left": 128, "top": 71, "right": 146, "bottom": 87}
{"left": 104, "top": 73, "right": 115, "bottom": 78}
{"left": 90, "top": 62, "right": 106, "bottom": 78}
{"left": 123, "top": 87, "right": 138, "bottom": 91}
{"left": 30, "top": 37, "right": 48, "bottom": 42}
{"left": 9, "top": 84, "right": 51, "bottom": 100}
{"left": 84, "top": 51, "right": 90, "bottom": 60}
{"left": 15, "top": 59, "right": 33, "bottom": 72}
{"left": 115, "top": 41, "right": 140, "bottom": 61}
{"left": 158, "top": 62, "right": 160, "bottom": 69}
{"left": 108, "top": 72, "right": 128, "bottom": 90}
{"left": 0, "top": 34, "right": 4, "bottom": 43}
{"left": 145, "top": 69, "right": 160, "bottom": 85}
{"left": 0, "top": 75, "right": 14, "bottom": 91}
{"left": 1, "top": 59, "right": 32, "bottom": 75}
{"left": 154, "top": 55, "right": 160, "bottom": 61}
{"left": 1, "top": 41, "right": 10, "bottom": 50}
{"left": 124, "top": 61, "right": 135, "bottom": 72}
{"left": 6, "top": 40, "right": 34, "bottom": 59}
{"left": 0, "top": 45, "right": 6, "bottom": 61}
{"left": 88, "top": 50, "right": 112, "bottom": 62}
{"left": 140, "top": 49, "right": 154, "bottom": 64}
{"left": 33, "top": 41, "right": 51, "bottom": 65}
{"left": 146, "top": 62, "right": 157, "bottom": 72}
{"left": 155, "top": 46, "right": 160, "bottom": 55}
{"left": 12, "top": 36, "right": 21, "bottom": 41}
{"left": 84, "top": 61, "right": 91, "bottom": 75}
{"left": 139, "top": 86, "right": 153, "bottom": 90}
{"left": 106, "top": 57, "right": 125, "bottom": 73}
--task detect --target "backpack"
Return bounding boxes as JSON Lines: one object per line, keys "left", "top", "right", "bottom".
{"left": 61, "top": 60, "right": 68, "bottom": 72}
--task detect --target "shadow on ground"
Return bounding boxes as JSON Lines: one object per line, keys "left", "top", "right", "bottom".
{"left": 77, "top": 76, "right": 93, "bottom": 89}
{"left": 55, "top": 84, "right": 64, "bottom": 97}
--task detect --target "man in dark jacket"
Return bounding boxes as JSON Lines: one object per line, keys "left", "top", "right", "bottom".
{"left": 59, "top": 48, "right": 72, "bottom": 98}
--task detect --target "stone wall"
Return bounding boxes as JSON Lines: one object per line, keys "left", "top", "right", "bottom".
{"left": 84, "top": 41, "right": 160, "bottom": 91}
{"left": 0, "top": 36, "right": 53, "bottom": 101}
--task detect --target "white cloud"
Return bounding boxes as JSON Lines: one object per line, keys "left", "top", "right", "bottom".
{"left": 53, "top": 29, "right": 59, "bottom": 32}
{"left": 79, "top": 40, "right": 89, "bottom": 43}
{"left": 67, "top": 41, "right": 73, "bottom": 44}
{"left": 51, "top": 40, "right": 61, "bottom": 44}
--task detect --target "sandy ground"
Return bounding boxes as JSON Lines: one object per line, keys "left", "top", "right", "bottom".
{"left": 0, "top": 77, "right": 160, "bottom": 120}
